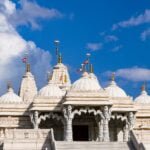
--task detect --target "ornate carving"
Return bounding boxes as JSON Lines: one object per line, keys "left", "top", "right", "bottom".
{"left": 63, "top": 105, "right": 73, "bottom": 141}
{"left": 103, "top": 106, "right": 111, "bottom": 142}
{"left": 30, "top": 111, "right": 40, "bottom": 129}
{"left": 95, "top": 116, "right": 103, "bottom": 142}
{"left": 123, "top": 123, "right": 129, "bottom": 142}
{"left": 39, "top": 112, "right": 63, "bottom": 124}
{"left": 128, "top": 112, "right": 135, "bottom": 130}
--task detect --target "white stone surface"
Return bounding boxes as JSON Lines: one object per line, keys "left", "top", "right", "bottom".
{"left": 105, "top": 80, "right": 127, "bottom": 97}
{"left": 0, "top": 87, "right": 22, "bottom": 104}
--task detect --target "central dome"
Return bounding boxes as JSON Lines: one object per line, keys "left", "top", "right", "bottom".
{"left": 38, "top": 81, "right": 64, "bottom": 98}
{"left": 71, "top": 72, "right": 101, "bottom": 92}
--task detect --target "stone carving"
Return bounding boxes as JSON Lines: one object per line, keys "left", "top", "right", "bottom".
{"left": 63, "top": 105, "right": 73, "bottom": 141}
{"left": 39, "top": 112, "right": 63, "bottom": 123}
{"left": 95, "top": 116, "right": 103, "bottom": 142}
{"left": 128, "top": 112, "right": 135, "bottom": 130}
{"left": 123, "top": 123, "right": 129, "bottom": 142}
{"left": 103, "top": 106, "right": 111, "bottom": 142}
{"left": 30, "top": 111, "right": 40, "bottom": 129}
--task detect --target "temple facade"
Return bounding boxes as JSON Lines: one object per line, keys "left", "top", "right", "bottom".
{"left": 0, "top": 50, "right": 150, "bottom": 150}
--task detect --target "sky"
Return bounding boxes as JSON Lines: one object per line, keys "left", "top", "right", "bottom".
{"left": 0, "top": 0, "right": 150, "bottom": 98}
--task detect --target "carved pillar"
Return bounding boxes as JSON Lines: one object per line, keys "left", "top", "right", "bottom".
{"left": 128, "top": 112, "right": 134, "bottom": 130}
{"left": 123, "top": 123, "right": 129, "bottom": 142}
{"left": 33, "top": 111, "right": 39, "bottom": 129}
{"left": 103, "top": 106, "right": 110, "bottom": 142}
{"left": 63, "top": 105, "right": 73, "bottom": 141}
{"left": 96, "top": 116, "right": 103, "bottom": 142}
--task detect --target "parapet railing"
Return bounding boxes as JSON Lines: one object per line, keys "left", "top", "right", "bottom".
{"left": 130, "top": 130, "right": 145, "bottom": 150}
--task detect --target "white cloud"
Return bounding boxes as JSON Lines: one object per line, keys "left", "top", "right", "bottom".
{"left": 141, "top": 28, "right": 150, "bottom": 41}
{"left": 0, "top": 0, "right": 52, "bottom": 94}
{"left": 112, "top": 9, "right": 150, "bottom": 30}
{"left": 115, "top": 67, "right": 150, "bottom": 82}
{"left": 86, "top": 42, "right": 103, "bottom": 51}
{"left": 0, "top": 0, "right": 63, "bottom": 29}
{"left": 105, "top": 35, "right": 118, "bottom": 42}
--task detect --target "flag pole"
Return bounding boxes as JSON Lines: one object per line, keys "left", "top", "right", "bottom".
{"left": 54, "top": 40, "right": 60, "bottom": 64}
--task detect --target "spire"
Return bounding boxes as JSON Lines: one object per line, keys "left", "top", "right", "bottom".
{"left": 90, "top": 64, "right": 93, "bottom": 73}
{"left": 7, "top": 82, "right": 12, "bottom": 90}
{"left": 7, "top": 82, "right": 13, "bottom": 92}
{"left": 141, "top": 82, "right": 146, "bottom": 92}
{"left": 26, "top": 63, "right": 30, "bottom": 72}
{"left": 54, "top": 40, "right": 60, "bottom": 63}
{"left": 58, "top": 53, "right": 62, "bottom": 64}
{"left": 111, "top": 72, "right": 115, "bottom": 81}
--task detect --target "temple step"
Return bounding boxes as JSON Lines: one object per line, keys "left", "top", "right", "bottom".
{"left": 55, "top": 141, "right": 135, "bottom": 150}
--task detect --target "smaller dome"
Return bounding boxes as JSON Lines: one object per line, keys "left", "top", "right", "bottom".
{"left": 38, "top": 81, "right": 64, "bottom": 98}
{"left": 71, "top": 72, "right": 101, "bottom": 92}
{"left": 134, "top": 85, "right": 150, "bottom": 104}
{"left": 105, "top": 80, "right": 127, "bottom": 97}
{"left": 0, "top": 86, "right": 22, "bottom": 103}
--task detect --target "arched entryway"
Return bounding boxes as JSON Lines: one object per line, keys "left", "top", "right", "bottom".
{"left": 109, "top": 114, "right": 128, "bottom": 142}
{"left": 39, "top": 112, "right": 64, "bottom": 141}
{"left": 72, "top": 113, "right": 97, "bottom": 141}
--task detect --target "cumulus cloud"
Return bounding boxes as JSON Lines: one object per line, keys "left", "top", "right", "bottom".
{"left": 0, "top": 0, "right": 63, "bottom": 29}
{"left": 141, "top": 28, "right": 150, "bottom": 41}
{"left": 112, "top": 9, "right": 150, "bottom": 30}
{"left": 103, "top": 67, "right": 150, "bottom": 82}
{"left": 0, "top": 0, "right": 53, "bottom": 94}
{"left": 115, "top": 67, "right": 150, "bottom": 82}
{"left": 86, "top": 42, "right": 103, "bottom": 51}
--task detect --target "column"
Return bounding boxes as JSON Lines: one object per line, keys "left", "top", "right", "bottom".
{"left": 103, "top": 106, "right": 110, "bottom": 142}
{"left": 123, "top": 124, "right": 129, "bottom": 142}
{"left": 128, "top": 112, "right": 134, "bottom": 130}
{"left": 63, "top": 105, "right": 73, "bottom": 141}
{"left": 96, "top": 116, "right": 103, "bottom": 142}
{"left": 33, "top": 111, "right": 39, "bottom": 129}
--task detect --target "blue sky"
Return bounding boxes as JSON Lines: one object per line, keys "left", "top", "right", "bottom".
{"left": 0, "top": 0, "right": 150, "bottom": 98}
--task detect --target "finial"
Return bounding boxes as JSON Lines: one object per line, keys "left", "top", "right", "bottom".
{"left": 7, "top": 82, "right": 12, "bottom": 90}
{"left": 81, "top": 63, "right": 86, "bottom": 72}
{"left": 58, "top": 53, "right": 62, "bottom": 63}
{"left": 26, "top": 63, "right": 30, "bottom": 72}
{"left": 111, "top": 72, "right": 115, "bottom": 81}
{"left": 7, "top": 82, "right": 13, "bottom": 92}
{"left": 141, "top": 82, "right": 146, "bottom": 91}
{"left": 90, "top": 64, "right": 93, "bottom": 73}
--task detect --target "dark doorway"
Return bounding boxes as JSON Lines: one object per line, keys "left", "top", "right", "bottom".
{"left": 73, "top": 125, "right": 89, "bottom": 141}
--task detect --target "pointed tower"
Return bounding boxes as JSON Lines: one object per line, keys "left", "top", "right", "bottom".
{"left": 19, "top": 63, "right": 37, "bottom": 102}
{"left": 50, "top": 41, "right": 71, "bottom": 90}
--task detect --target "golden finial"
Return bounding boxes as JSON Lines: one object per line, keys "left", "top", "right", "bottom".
{"left": 58, "top": 53, "right": 62, "bottom": 63}
{"left": 141, "top": 82, "right": 146, "bottom": 91}
{"left": 90, "top": 64, "right": 93, "bottom": 73}
{"left": 111, "top": 72, "right": 115, "bottom": 81}
{"left": 26, "top": 63, "right": 30, "bottom": 72}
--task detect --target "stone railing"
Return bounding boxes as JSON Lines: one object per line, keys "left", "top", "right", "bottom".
{"left": 2, "top": 129, "right": 50, "bottom": 140}
{"left": 1, "top": 129, "right": 56, "bottom": 150}
{"left": 130, "top": 130, "right": 145, "bottom": 150}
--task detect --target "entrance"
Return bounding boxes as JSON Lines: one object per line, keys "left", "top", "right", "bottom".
{"left": 73, "top": 125, "right": 89, "bottom": 141}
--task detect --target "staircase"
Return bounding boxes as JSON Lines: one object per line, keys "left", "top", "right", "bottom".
{"left": 55, "top": 141, "right": 135, "bottom": 150}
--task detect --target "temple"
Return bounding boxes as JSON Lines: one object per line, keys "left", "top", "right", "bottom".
{"left": 0, "top": 42, "right": 149, "bottom": 150}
